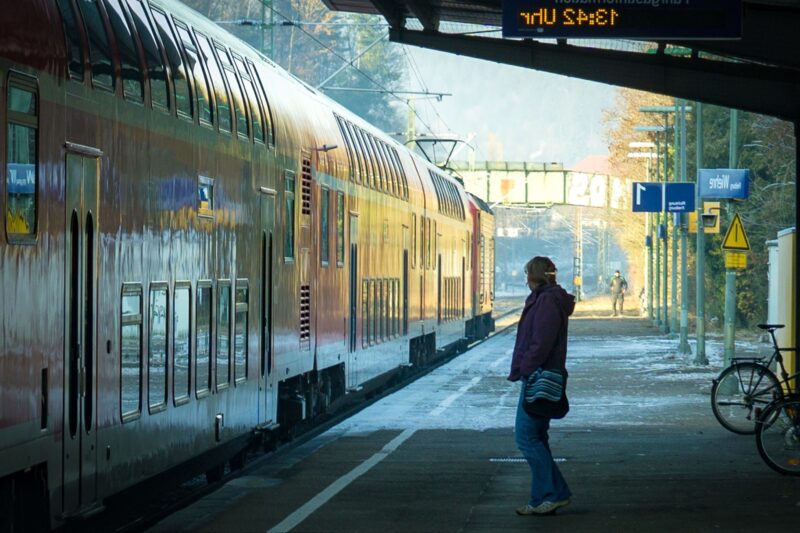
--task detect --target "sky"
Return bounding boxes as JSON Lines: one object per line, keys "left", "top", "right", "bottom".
{"left": 401, "top": 46, "right": 619, "bottom": 168}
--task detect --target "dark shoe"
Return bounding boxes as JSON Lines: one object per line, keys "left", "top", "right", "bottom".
{"left": 516, "top": 499, "right": 571, "bottom": 515}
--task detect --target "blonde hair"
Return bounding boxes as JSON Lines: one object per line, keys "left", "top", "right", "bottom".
{"left": 525, "top": 256, "right": 557, "bottom": 284}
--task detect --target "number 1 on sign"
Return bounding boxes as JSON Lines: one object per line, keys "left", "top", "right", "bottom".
{"left": 636, "top": 183, "right": 645, "bottom": 205}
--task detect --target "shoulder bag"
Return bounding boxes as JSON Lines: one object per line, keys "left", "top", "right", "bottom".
{"left": 523, "top": 367, "right": 569, "bottom": 419}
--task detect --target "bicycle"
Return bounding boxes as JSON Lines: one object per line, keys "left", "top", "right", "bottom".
{"left": 710, "top": 324, "right": 798, "bottom": 435}
{"left": 755, "top": 393, "right": 800, "bottom": 476}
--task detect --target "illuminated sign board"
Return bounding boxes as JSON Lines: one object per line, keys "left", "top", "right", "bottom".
{"left": 502, "top": 0, "right": 742, "bottom": 39}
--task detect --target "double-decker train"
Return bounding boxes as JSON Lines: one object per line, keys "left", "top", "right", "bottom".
{"left": 0, "top": 0, "right": 495, "bottom": 528}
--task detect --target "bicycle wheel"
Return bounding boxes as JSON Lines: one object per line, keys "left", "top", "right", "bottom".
{"left": 756, "top": 397, "right": 800, "bottom": 476}
{"left": 711, "top": 362, "right": 781, "bottom": 435}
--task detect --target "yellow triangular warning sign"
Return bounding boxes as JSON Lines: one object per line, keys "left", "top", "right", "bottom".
{"left": 721, "top": 213, "right": 751, "bottom": 251}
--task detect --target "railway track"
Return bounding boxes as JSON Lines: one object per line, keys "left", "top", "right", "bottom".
{"left": 68, "top": 305, "right": 522, "bottom": 533}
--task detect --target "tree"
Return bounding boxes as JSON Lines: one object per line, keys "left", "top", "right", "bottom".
{"left": 603, "top": 88, "right": 674, "bottom": 294}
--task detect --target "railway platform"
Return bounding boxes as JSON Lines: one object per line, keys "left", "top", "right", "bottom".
{"left": 150, "top": 304, "right": 800, "bottom": 532}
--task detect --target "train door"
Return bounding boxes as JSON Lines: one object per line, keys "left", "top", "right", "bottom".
{"left": 437, "top": 254, "right": 442, "bottom": 324}
{"left": 259, "top": 188, "right": 276, "bottom": 422}
{"left": 347, "top": 213, "right": 359, "bottom": 383}
{"left": 402, "top": 226, "right": 409, "bottom": 335}
{"left": 63, "top": 147, "right": 101, "bottom": 515}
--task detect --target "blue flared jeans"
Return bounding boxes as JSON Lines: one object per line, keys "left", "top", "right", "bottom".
{"left": 515, "top": 386, "right": 571, "bottom": 506}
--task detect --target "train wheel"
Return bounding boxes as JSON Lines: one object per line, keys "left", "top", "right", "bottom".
{"left": 205, "top": 464, "right": 225, "bottom": 484}
{"left": 230, "top": 450, "right": 247, "bottom": 471}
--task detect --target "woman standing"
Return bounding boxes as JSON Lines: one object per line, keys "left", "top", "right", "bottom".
{"left": 508, "top": 256, "right": 575, "bottom": 515}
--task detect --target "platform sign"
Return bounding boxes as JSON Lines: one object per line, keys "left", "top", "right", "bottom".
{"left": 725, "top": 252, "right": 747, "bottom": 269}
{"left": 632, "top": 182, "right": 695, "bottom": 213}
{"left": 665, "top": 183, "right": 695, "bottom": 213}
{"left": 721, "top": 213, "right": 751, "bottom": 251}
{"left": 698, "top": 169, "right": 750, "bottom": 200}
{"left": 632, "top": 182, "right": 662, "bottom": 212}
{"left": 501, "top": 0, "right": 742, "bottom": 39}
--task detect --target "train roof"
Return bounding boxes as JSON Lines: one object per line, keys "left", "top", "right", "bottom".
{"left": 467, "top": 193, "right": 493, "bottom": 215}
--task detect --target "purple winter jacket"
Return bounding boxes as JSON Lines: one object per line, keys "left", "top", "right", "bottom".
{"left": 507, "top": 283, "right": 576, "bottom": 382}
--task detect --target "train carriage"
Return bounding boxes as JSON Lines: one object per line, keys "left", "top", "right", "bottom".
{"left": 0, "top": 0, "right": 495, "bottom": 529}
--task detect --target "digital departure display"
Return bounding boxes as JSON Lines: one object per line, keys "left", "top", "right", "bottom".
{"left": 502, "top": 0, "right": 742, "bottom": 39}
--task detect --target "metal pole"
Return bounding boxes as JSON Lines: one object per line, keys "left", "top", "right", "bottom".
{"left": 662, "top": 113, "right": 670, "bottom": 334}
{"left": 795, "top": 120, "right": 800, "bottom": 392}
{"left": 648, "top": 212, "right": 654, "bottom": 319}
{"left": 646, "top": 158, "right": 653, "bottom": 319}
{"left": 654, "top": 138, "right": 662, "bottom": 328}
{"left": 260, "top": 2, "right": 265, "bottom": 55}
{"left": 671, "top": 102, "right": 679, "bottom": 336}
{"left": 694, "top": 102, "right": 708, "bottom": 364}
{"left": 723, "top": 108, "right": 739, "bottom": 366}
{"left": 678, "top": 100, "right": 692, "bottom": 354}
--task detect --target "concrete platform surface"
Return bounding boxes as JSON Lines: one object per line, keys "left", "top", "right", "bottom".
{"left": 151, "top": 309, "right": 800, "bottom": 532}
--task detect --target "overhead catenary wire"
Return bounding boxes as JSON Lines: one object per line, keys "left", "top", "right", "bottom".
{"left": 259, "top": 5, "right": 436, "bottom": 134}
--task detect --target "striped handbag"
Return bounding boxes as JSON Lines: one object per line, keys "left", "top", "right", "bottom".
{"left": 523, "top": 368, "right": 569, "bottom": 419}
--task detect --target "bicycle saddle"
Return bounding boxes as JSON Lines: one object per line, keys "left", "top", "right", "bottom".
{"left": 757, "top": 324, "right": 784, "bottom": 331}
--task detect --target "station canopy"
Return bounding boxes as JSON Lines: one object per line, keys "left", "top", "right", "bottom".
{"left": 321, "top": 0, "right": 800, "bottom": 120}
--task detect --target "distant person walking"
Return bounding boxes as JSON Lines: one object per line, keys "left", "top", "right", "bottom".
{"left": 609, "top": 270, "right": 628, "bottom": 317}
{"left": 508, "top": 256, "right": 574, "bottom": 516}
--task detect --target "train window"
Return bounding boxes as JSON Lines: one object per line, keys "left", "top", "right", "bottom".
{"left": 366, "top": 135, "right": 384, "bottom": 191}
{"left": 334, "top": 117, "right": 354, "bottom": 180}
{"left": 420, "top": 216, "right": 425, "bottom": 269}
{"left": 380, "top": 280, "right": 386, "bottom": 341}
{"left": 433, "top": 221, "right": 438, "bottom": 269}
{"left": 382, "top": 280, "right": 388, "bottom": 340}
{"left": 196, "top": 32, "right": 230, "bottom": 133}
{"left": 395, "top": 279, "right": 400, "bottom": 336}
{"left": 249, "top": 60, "right": 275, "bottom": 146}
{"left": 120, "top": 284, "right": 142, "bottom": 420}
{"left": 354, "top": 128, "right": 373, "bottom": 188}
{"left": 128, "top": 0, "right": 168, "bottom": 110}
{"left": 173, "top": 283, "right": 190, "bottom": 405}
{"left": 336, "top": 192, "right": 345, "bottom": 267}
{"left": 104, "top": 0, "right": 143, "bottom": 103}
{"left": 215, "top": 44, "right": 248, "bottom": 140}
{"left": 150, "top": 7, "right": 192, "bottom": 119}
{"left": 411, "top": 215, "right": 417, "bottom": 269}
{"left": 174, "top": 20, "right": 212, "bottom": 126}
{"left": 381, "top": 142, "right": 397, "bottom": 197}
{"left": 364, "top": 131, "right": 381, "bottom": 190}
{"left": 198, "top": 176, "right": 214, "bottom": 217}
{"left": 353, "top": 124, "right": 368, "bottom": 185}
{"left": 426, "top": 218, "right": 432, "bottom": 270}
{"left": 381, "top": 142, "right": 396, "bottom": 196}
{"left": 380, "top": 141, "right": 395, "bottom": 195}
{"left": 320, "top": 187, "right": 330, "bottom": 265}
{"left": 148, "top": 284, "right": 168, "bottom": 412}
{"left": 345, "top": 123, "right": 363, "bottom": 184}
{"left": 372, "top": 280, "right": 379, "bottom": 344}
{"left": 343, "top": 121, "right": 362, "bottom": 183}
{"left": 391, "top": 148, "right": 408, "bottom": 199}
{"left": 54, "top": 0, "right": 85, "bottom": 81}
{"left": 76, "top": 0, "right": 114, "bottom": 90}
{"left": 284, "top": 171, "right": 295, "bottom": 262}
{"left": 5, "top": 78, "right": 38, "bottom": 239}
{"left": 234, "top": 281, "right": 248, "bottom": 383}
{"left": 216, "top": 281, "right": 231, "bottom": 390}
{"left": 389, "top": 145, "right": 402, "bottom": 196}
{"left": 234, "top": 55, "right": 264, "bottom": 143}
{"left": 362, "top": 279, "right": 369, "bottom": 348}
{"left": 195, "top": 282, "right": 212, "bottom": 397}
